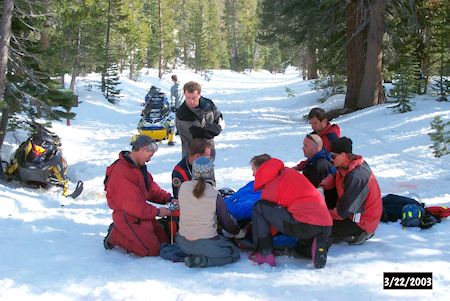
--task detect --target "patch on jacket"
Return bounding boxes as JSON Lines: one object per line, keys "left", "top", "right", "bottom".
{"left": 172, "top": 177, "right": 182, "bottom": 187}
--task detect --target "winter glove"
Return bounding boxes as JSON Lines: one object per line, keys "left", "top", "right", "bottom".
{"left": 189, "top": 125, "right": 212, "bottom": 139}
{"left": 205, "top": 123, "right": 222, "bottom": 137}
{"left": 296, "top": 160, "right": 308, "bottom": 171}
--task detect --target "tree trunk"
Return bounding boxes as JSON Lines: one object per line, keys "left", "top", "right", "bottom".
{"left": 344, "top": 0, "right": 367, "bottom": 110}
{"left": 0, "top": 0, "right": 14, "bottom": 152}
{"left": 357, "top": 0, "right": 385, "bottom": 109}
{"left": 306, "top": 46, "right": 318, "bottom": 80}
{"left": 129, "top": 52, "right": 134, "bottom": 80}
{"left": 0, "top": 107, "right": 10, "bottom": 152}
{"left": 158, "top": 0, "right": 163, "bottom": 79}
{"left": 102, "top": 0, "right": 112, "bottom": 93}
{"left": 70, "top": 27, "right": 81, "bottom": 91}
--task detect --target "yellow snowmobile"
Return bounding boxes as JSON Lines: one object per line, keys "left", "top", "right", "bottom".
{"left": 138, "top": 87, "right": 176, "bottom": 145}
{"left": 2, "top": 124, "right": 83, "bottom": 198}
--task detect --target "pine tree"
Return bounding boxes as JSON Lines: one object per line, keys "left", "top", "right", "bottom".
{"left": 104, "top": 61, "right": 121, "bottom": 104}
{"left": 428, "top": 116, "right": 450, "bottom": 157}
{"left": 1, "top": 0, "right": 76, "bottom": 151}
{"left": 426, "top": 0, "right": 449, "bottom": 102}
{"left": 389, "top": 39, "right": 420, "bottom": 113}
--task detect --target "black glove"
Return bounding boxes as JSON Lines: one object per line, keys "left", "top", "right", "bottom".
{"left": 189, "top": 125, "right": 213, "bottom": 139}
{"left": 205, "top": 123, "right": 222, "bottom": 136}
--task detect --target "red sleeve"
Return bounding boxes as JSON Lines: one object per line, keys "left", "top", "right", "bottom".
{"left": 147, "top": 173, "right": 172, "bottom": 204}
{"left": 106, "top": 166, "right": 158, "bottom": 220}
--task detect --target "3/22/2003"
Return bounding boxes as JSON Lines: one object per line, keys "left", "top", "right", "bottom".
{"left": 383, "top": 272, "right": 432, "bottom": 289}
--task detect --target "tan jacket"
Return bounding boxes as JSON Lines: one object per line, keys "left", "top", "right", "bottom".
{"left": 178, "top": 180, "right": 219, "bottom": 240}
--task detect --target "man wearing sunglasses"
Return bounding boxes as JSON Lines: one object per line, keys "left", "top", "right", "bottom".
{"left": 293, "top": 134, "right": 336, "bottom": 188}
{"left": 321, "top": 137, "right": 382, "bottom": 245}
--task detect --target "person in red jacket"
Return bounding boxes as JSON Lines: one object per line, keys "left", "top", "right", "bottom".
{"left": 249, "top": 154, "right": 332, "bottom": 269}
{"left": 308, "top": 107, "right": 341, "bottom": 151}
{"left": 321, "top": 137, "right": 382, "bottom": 245}
{"left": 103, "top": 135, "right": 177, "bottom": 256}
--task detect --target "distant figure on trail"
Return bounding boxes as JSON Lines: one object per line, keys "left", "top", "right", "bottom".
{"left": 249, "top": 154, "right": 332, "bottom": 269}
{"left": 320, "top": 137, "right": 382, "bottom": 245}
{"left": 176, "top": 81, "right": 223, "bottom": 159}
{"left": 170, "top": 75, "right": 182, "bottom": 110}
{"left": 176, "top": 157, "right": 240, "bottom": 268}
{"left": 103, "top": 135, "right": 177, "bottom": 256}
{"left": 308, "top": 108, "right": 341, "bottom": 152}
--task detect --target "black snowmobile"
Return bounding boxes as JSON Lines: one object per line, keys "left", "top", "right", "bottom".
{"left": 1, "top": 124, "right": 83, "bottom": 198}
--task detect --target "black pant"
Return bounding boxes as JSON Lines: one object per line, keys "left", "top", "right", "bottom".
{"left": 252, "top": 200, "right": 331, "bottom": 254}
{"left": 331, "top": 219, "right": 364, "bottom": 238}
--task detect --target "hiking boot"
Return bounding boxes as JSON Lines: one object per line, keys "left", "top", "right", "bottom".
{"left": 248, "top": 252, "right": 276, "bottom": 267}
{"left": 103, "top": 223, "right": 115, "bottom": 250}
{"left": 331, "top": 235, "right": 355, "bottom": 244}
{"left": 311, "top": 236, "right": 327, "bottom": 269}
{"left": 168, "top": 141, "right": 175, "bottom": 146}
{"left": 348, "top": 232, "right": 374, "bottom": 245}
{"left": 184, "top": 255, "right": 208, "bottom": 268}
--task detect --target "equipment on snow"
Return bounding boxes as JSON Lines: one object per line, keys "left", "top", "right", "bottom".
{"left": 3, "top": 123, "right": 83, "bottom": 198}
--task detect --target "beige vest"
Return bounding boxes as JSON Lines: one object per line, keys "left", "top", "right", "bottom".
{"left": 178, "top": 180, "right": 218, "bottom": 240}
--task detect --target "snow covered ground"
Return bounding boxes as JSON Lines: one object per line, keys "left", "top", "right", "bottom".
{"left": 1, "top": 67, "right": 449, "bottom": 300}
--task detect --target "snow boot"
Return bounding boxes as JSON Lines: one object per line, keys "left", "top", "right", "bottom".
{"left": 103, "top": 223, "right": 115, "bottom": 250}
{"left": 311, "top": 235, "right": 327, "bottom": 269}
{"left": 184, "top": 255, "right": 208, "bottom": 268}
{"left": 249, "top": 252, "right": 276, "bottom": 267}
{"left": 348, "top": 232, "right": 374, "bottom": 245}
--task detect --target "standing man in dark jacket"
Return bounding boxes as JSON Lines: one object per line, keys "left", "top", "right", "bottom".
{"left": 308, "top": 108, "right": 341, "bottom": 151}
{"left": 176, "top": 81, "right": 222, "bottom": 159}
{"left": 103, "top": 135, "right": 177, "bottom": 256}
{"left": 320, "top": 137, "right": 382, "bottom": 245}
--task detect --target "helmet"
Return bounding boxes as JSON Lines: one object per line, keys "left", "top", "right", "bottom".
{"left": 401, "top": 204, "right": 425, "bottom": 227}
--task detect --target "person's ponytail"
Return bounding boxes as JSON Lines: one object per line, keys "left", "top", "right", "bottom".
{"left": 193, "top": 178, "right": 206, "bottom": 198}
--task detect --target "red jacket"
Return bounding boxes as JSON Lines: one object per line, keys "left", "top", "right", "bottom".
{"left": 318, "top": 123, "right": 341, "bottom": 151}
{"left": 254, "top": 158, "right": 332, "bottom": 227}
{"left": 335, "top": 155, "right": 382, "bottom": 233}
{"left": 105, "top": 151, "right": 172, "bottom": 221}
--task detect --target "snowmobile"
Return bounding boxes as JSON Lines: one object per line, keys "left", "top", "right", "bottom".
{"left": 138, "top": 87, "right": 176, "bottom": 145}
{"left": 2, "top": 124, "right": 83, "bottom": 198}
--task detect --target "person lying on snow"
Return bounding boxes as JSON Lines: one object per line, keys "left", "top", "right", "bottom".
{"left": 248, "top": 154, "right": 332, "bottom": 269}
{"left": 176, "top": 157, "right": 241, "bottom": 268}
{"left": 320, "top": 137, "right": 382, "bottom": 245}
{"left": 103, "top": 135, "right": 178, "bottom": 256}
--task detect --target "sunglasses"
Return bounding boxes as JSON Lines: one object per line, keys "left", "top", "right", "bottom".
{"left": 306, "top": 134, "right": 319, "bottom": 146}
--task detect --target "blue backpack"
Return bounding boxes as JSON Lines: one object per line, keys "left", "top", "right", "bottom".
{"left": 401, "top": 204, "right": 425, "bottom": 227}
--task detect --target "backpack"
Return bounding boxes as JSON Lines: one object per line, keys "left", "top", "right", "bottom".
{"left": 381, "top": 194, "right": 423, "bottom": 222}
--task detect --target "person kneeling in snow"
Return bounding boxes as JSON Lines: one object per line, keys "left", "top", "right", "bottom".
{"left": 320, "top": 137, "right": 382, "bottom": 245}
{"left": 249, "top": 154, "right": 332, "bottom": 268}
{"left": 103, "top": 135, "right": 177, "bottom": 256}
{"left": 176, "top": 157, "right": 241, "bottom": 268}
